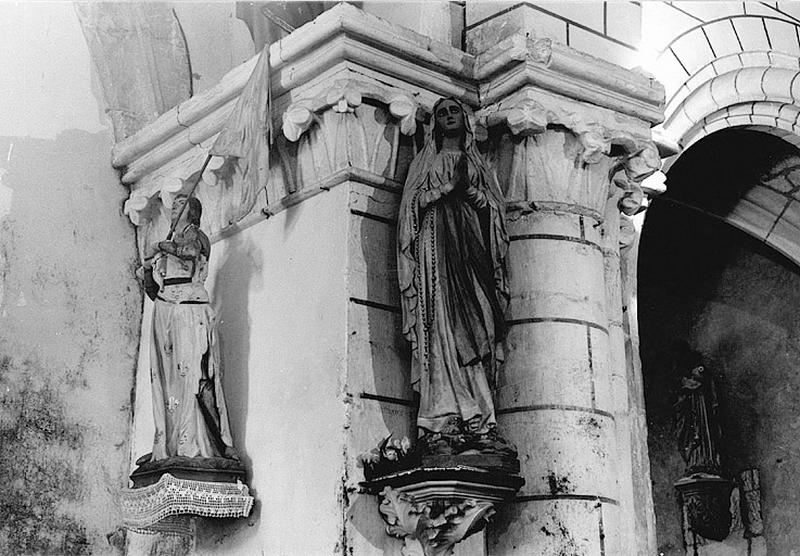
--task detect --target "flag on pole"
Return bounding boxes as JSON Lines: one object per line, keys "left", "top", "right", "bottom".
{"left": 210, "top": 43, "right": 273, "bottom": 223}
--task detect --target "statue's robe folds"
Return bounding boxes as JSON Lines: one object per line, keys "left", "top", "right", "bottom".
{"left": 675, "top": 367, "right": 722, "bottom": 476}
{"left": 149, "top": 225, "right": 235, "bottom": 460}
{"left": 397, "top": 106, "right": 509, "bottom": 434}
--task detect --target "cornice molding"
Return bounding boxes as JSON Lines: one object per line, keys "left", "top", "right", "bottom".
{"left": 475, "top": 34, "right": 665, "bottom": 125}
{"left": 112, "top": 4, "right": 664, "bottom": 188}
{"left": 112, "top": 3, "right": 474, "bottom": 184}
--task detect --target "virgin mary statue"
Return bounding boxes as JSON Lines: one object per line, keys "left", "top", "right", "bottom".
{"left": 397, "top": 97, "right": 509, "bottom": 442}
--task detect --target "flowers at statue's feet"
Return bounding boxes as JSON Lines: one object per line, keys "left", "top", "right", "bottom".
{"left": 357, "top": 435, "right": 415, "bottom": 480}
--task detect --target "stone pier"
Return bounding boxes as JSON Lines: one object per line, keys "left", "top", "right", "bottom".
{"left": 494, "top": 130, "right": 619, "bottom": 553}
{"left": 115, "top": 4, "right": 663, "bottom": 553}
{"left": 470, "top": 34, "right": 663, "bottom": 555}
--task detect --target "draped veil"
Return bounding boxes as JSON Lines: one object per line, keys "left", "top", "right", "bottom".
{"left": 397, "top": 98, "right": 509, "bottom": 434}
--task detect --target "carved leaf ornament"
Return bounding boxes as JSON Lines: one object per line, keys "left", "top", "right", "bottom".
{"left": 379, "top": 487, "right": 496, "bottom": 556}
{"left": 504, "top": 100, "right": 548, "bottom": 136}
{"left": 282, "top": 80, "right": 419, "bottom": 143}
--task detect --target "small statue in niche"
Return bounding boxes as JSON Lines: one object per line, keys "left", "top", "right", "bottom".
{"left": 397, "top": 97, "right": 515, "bottom": 466}
{"left": 674, "top": 347, "right": 723, "bottom": 477}
{"left": 141, "top": 195, "right": 239, "bottom": 465}
{"left": 672, "top": 345, "right": 733, "bottom": 542}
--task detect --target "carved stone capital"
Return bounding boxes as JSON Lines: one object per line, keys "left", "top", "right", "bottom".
{"left": 282, "top": 79, "right": 419, "bottom": 142}
{"left": 484, "top": 98, "right": 547, "bottom": 137}
{"left": 479, "top": 84, "right": 663, "bottom": 220}
{"left": 609, "top": 142, "right": 663, "bottom": 233}
{"left": 379, "top": 487, "right": 495, "bottom": 556}
{"left": 623, "top": 142, "right": 661, "bottom": 184}
{"left": 491, "top": 127, "right": 618, "bottom": 219}
{"left": 479, "top": 87, "right": 656, "bottom": 166}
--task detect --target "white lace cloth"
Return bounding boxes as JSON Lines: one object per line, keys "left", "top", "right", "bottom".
{"left": 121, "top": 473, "right": 254, "bottom": 528}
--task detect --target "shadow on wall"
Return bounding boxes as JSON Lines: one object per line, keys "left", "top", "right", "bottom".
{"left": 197, "top": 231, "right": 262, "bottom": 547}
{"left": 347, "top": 122, "right": 417, "bottom": 551}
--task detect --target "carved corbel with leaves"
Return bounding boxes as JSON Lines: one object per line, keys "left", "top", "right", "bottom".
{"left": 379, "top": 487, "right": 495, "bottom": 556}
{"left": 605, "top": 141, "right": 661, "bottom": 249}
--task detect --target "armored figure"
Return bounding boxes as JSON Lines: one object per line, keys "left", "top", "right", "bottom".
{"left": 143, "top": 195, "right": 238, "bottom": 462}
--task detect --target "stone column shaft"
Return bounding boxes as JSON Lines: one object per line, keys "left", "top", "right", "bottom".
{"left": 489, "top": 128, "right": 622, "bottom": 554}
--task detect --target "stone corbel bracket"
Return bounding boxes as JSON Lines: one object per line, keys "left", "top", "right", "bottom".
{"left": 380, "top": 487, "right": 495, "bottom": 556}
{"left": 282, "top": 79, "right": 421, "bottom": 142}
{"left": 363, "top": 467, "right": 523, "bottom": 556}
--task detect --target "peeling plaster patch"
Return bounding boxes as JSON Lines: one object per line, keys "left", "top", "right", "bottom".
{"left": 0, "top": 168, "right": 13, "bottom": 220}
{"left": 0, "top": 355, "right": 90, "bottom": 554}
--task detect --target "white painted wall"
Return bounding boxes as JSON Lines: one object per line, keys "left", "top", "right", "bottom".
{"left": 128, "top": 186, "right": 351, "bottom": 554}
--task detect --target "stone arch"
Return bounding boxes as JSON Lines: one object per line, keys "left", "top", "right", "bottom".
{"left": 638, "top": 126, "right": 800, "bottom": 556}
{"left": 651, "top": 14, "right": 800, "bottom": 147}
{"left": 643, "top": 14, "right": 800, "bottom": 267}
{"left": 671, "top": 67, "right": 800, "bottom": 148}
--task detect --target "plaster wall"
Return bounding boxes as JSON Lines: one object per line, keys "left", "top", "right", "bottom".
{"left": 0, "top": 3, "right": 141, "bottom": 553}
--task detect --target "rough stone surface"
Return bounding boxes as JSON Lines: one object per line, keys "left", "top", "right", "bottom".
{"left": 489, "top": 498, "right": 606, "bottom": 555}
{"left": 498, "top": 410, "right": 616, "bottom": 500}
{"left": 0, "top": 132, "right": 140, "bottom": 554}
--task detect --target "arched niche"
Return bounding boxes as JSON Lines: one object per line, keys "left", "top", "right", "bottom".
{"left": 639, "top": 127, "right": 800, "bottom": 555}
